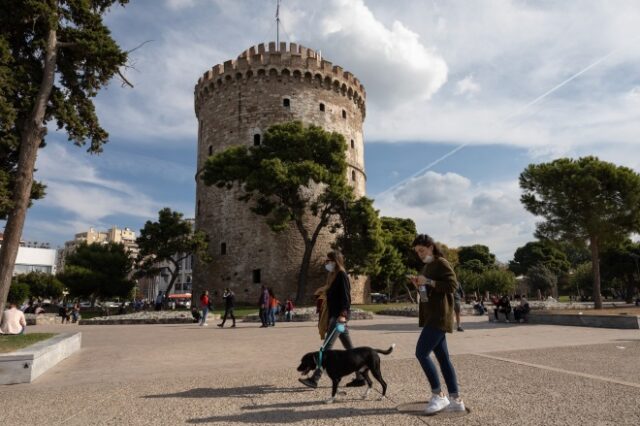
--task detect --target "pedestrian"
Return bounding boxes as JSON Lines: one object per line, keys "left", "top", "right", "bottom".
{"left": 59, "top": 304, "right": 70, "bottom": 324}
{"left": 1, "top": 301, "right": 27, "bottom": 335}
{"left": 258, "top": 284, "right": 270, "bottom": 328}
{"left": 268, "top": 288, "right": 278, "bottom": 326}
{"left": 298, "top": 250, "right": 366, "bottom": 389}
{"left": 154, "top": 292, "right": 163, "bottom": 311}
{"left": 199, "top": 290, "right": 210, "bottom": 326}
{"left": 285, "top": 298, "right": 294, "bottom": 322}
{"left": 454, "top": 283, "right": 465, "bottom": 332}
{"left": 410, "top": 234, "right": 465, "bottom": 414}
{"left": 218, "top": 288, "right": 236, "bottom": 328}
{"left": 71, "top": 303, "right": 81, "bottom": 323}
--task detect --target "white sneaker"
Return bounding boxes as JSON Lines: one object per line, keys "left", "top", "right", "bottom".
{"left": 445, "top": 397, "right": 466, "bottom": 412}
{"left": 424, "top": 394, "right": 450, "bottom": 414}
{"left": 201, "top": 323, "right": 208, "bottom": 327}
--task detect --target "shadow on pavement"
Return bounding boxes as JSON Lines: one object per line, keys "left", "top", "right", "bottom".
{"left": 349, "top": 320, "right": 529, "bottom": 332}
{"left": 187, "top": 407, "right": 398, "bottom": 424}
{"left": 144, "top": 385, "right": 309, "bottom": 399}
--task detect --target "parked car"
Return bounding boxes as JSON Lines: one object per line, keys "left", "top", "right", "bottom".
{"left": 370, "top": 293, "right": 389, "bottom": 304}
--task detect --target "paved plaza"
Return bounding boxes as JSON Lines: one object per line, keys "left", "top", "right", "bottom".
{"left": 1, "top": 315, "right": 639, "bottom": 425}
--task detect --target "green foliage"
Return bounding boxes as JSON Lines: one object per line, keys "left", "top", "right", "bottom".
{"left": 509, "top": 240, "right": 570, "bottom": 276}
{"left": 13, "top": 272, "right": 63, "bottom": 300}
{"left": 477, "top": 268, "right": 517, "bottom": 295}
{"left": 0, "top": 0, "right": 129, "bottom": 218}
{"left": 368, "top": 217, "right": 417, "bottom": 297}
{"left": 458, "top": 245, "right": 496, "bottom": 269}
{"left": 136, "top": 208, "right": 209, "bottom": 296}
{"left": 570, "top": 262, "right": 594, "bottom": 297}
{"left": 520, "top": 156, "right": 640, "bottom": 307}
{"left": 460, "top": 259, "right": 486, "bottom": 274}
{"left": 57, "top": 265, "right": 94, "bottom": 300}
{"left": 456, "top": 268, "right": 482, "bottom": 294}
{"left": 334, "top": 197, "right": 385, "bottom": 276}
{"left": 599, "top": 240, "right": 640, "bottom": 301}
{"left": 525, "top": 263, "right": 558, "bottom": 295}
{"left": 202, "top": 121, "right": 358, "bottom": 301}
{"left": 7, "top": 282, "right": 29, "bottom": 305}
{"left": 60, "top": 242, "right": 134, "bottom": 300}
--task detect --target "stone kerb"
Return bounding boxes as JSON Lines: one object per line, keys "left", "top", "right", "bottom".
{"left": 79, "top": 311, "right": 219, "bottom": 325}
{"left": 194, "top": 42, "right": 366, "bottom": 117}
{"left": 242, "top": 307, "right": 373, "bottom": 323}
{"left": 0, "top": 332, "right": 81, "bottom": 385}
{"left": 528, "top": 313, "right": 640, "bottom": 329}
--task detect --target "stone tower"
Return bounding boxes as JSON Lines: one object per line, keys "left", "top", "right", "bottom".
{"left": 193, "top": 42, "right": 367, "bottom": 304}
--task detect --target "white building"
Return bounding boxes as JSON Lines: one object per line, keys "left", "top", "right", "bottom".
{"left": 0, "top": 235, "right": 58, "bottom": 275}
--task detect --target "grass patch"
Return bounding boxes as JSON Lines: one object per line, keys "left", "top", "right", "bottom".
{"left": 0, "top": 333, "right": 57, "bottom": 354}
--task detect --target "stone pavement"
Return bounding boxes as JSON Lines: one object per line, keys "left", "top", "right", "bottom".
{"left": 1, "top": 315, "right": 639, "bottom": 425}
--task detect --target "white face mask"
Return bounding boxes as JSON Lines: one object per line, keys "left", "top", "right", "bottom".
{"left": 422, "top": 255, "right": 434, "bottom": 264}
{"left": 325, "top": 262, "right": 335, "bottom": 272}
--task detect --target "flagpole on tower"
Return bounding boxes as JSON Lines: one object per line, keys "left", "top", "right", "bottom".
{"left": 276, "top": 0, "right": 280, "bottom": 46}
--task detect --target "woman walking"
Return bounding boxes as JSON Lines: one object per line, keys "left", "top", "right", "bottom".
{"left": 410, "top": 234, "right": 465, "bottom": 414}
{"left": 298, "top": 250, "right": 365, "bottom": 388}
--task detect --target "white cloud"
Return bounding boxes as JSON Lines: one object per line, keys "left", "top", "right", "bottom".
{"left": 455, "top": 75, "right": 480, "bottom": 97}
{"left": 375, "top": 171, "right": 536, "bottom": 261}
{"left": 35, "top": 145, "right": 160, "bottom": 224}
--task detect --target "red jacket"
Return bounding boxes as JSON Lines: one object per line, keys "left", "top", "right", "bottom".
{"left": 200, "top": 295, "right": 209, "bottom": 308}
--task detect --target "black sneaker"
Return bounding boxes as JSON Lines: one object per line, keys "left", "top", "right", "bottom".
{"left": 298, "top": 377, "right": 318, "bottom": 388}
{"left": 217, "top": 324, "right": 224, "bottom": 328}
{"left": 345, "top": 378, "right": 366, "bottom": 387}
{"left": 457, "top": 326, "right": 464, "bottom": 332}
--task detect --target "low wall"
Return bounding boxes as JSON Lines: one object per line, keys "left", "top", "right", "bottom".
{"left": 25, "top": 314, "right": 62, "bottom": 326}
{"left": 528, "top": 313, "right": 640, "bottom": 329}
{"left": 0, "top": 332, "right": 81, "bottom": 385}
{"left": 79, "top": 312, "right": 219, "bottom": 325}
{"left": 242, "top": 308, "right": 373, "bottom": 323}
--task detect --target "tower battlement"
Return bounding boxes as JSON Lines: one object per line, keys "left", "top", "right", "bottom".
{"left": 194, "top": 42, "right": 366, "bottom": 118}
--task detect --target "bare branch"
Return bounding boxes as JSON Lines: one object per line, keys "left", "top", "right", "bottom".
{"left": 116, "top": 69, "right": 134, "bottom": 88}
{"left": 127, "top": 40, "right": 153, "bottom": 54}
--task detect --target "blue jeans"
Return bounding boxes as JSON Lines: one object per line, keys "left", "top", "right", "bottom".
{"left": 310, "top": 317, "right": 363, "bottom": 381}
{"left": 269, "top": 307, "right": 277, "bottom": 325}
{"left": 415, "top": 325, "right": 459, "bottom": 395}
{"left": 201, "top": 307, "right": 209, "bottom": 324}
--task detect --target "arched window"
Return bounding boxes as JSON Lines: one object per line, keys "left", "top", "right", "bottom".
{"left": 253, "top": 134, "right": 261, "bottom": 146}
{"left": 342, "top": 109, "right": 347, "bottom": 119}
{"left": 351, "top": 170, "right": 356, "bottom": 181}
{"left": 283, "top": 98, "right": 290, "bottom": 107}
{"left": 208, "top": 145, "right": 213, "bottom": 156}
{"left": 319, "top": 103, "right": 325, "bottom": 112}
{"left": 252, "top": 269, "right": 261, "bottom": 284}
{"left": 221, "top": 242, "right": 227, "bottom": 255}
{"left": 350, "top": 139, "right": 355, "bottom": 149}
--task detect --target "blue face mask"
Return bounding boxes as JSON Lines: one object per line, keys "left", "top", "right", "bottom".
{"left": 335, "top": 322, "right": 346, "bottom": 333}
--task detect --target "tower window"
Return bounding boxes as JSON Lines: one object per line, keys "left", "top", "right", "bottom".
{"left": 197, "top": 200, "right": 201, "bottom": 215}
{"left": 342, "top": 109, "right": 347, "bottom": 119}
{"left": 283, "top": 98, "right": 290, "bottom": 107}
{"left": 208, "top": 145, "right": 213, "bottom": 156}
{"left": 351, "top": 170, "right": 356, "bottom": 182}
{"left": 253, "top": 134, "right": 261, "bottom": 146}
{"left": 319, "top": 103, "right": 325, "bottom": 112}
{"left": 252, "top": 269, "right": 261, "bottom": 284}
{"left": 350, "top": 139, "right": 355, "bottom": 149}
{"left": 221, "top": 242, "right": 227, "bottom": 255}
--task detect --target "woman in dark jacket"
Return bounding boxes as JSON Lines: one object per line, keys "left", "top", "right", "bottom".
{"left": 410, "top": 234, "right": 465, "bottom": 415}
{"left": 298, "top": 250, "right": 365, "bottom": 388}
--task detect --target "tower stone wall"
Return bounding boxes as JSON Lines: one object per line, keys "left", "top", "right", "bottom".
{"left": 193, "top": 42, "right": 368, "bottom": 305}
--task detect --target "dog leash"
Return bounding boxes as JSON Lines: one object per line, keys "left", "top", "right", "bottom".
{"left": 316, "top": 322, "right": 346, "bottom": 370}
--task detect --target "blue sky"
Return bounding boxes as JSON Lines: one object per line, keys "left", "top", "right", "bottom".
{"left": 8, "top": 0, "right": 640, "bottom": 261}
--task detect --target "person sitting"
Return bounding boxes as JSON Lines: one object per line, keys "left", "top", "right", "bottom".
{"left": 1, "top": 302, "right": 27, "bottom": 335}
{"left": 191, "top": 307, "right": 202, "bottom": 323}
{"left": 513, "top": 295, "right": 531, "bottom": 323}
{"left": 494, "top": 295, "right": 512, "bottom": 322}
{"left": 473, "top": 298, "right": 487, "bottom": 315}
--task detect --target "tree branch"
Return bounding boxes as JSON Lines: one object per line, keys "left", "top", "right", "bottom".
{"left": 116, "top": 69, "right": 134, "bottom": 88}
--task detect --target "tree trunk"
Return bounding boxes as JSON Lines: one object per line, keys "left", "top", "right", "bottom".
{"left": 0, "top": 28, "right": 58, "bottom": 315}
{"left": 163, "top": 263, "right": 180, "bottom": 308}
{"left": 295, "top": 240, "right": 314, "bottom": 304}
{"left": 590, "top": 236, "right": 603, "bottom": 309}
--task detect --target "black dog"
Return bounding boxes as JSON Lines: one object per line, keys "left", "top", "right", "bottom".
{"left": 297, "top": 344, "right": 395, "bottom": 403}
